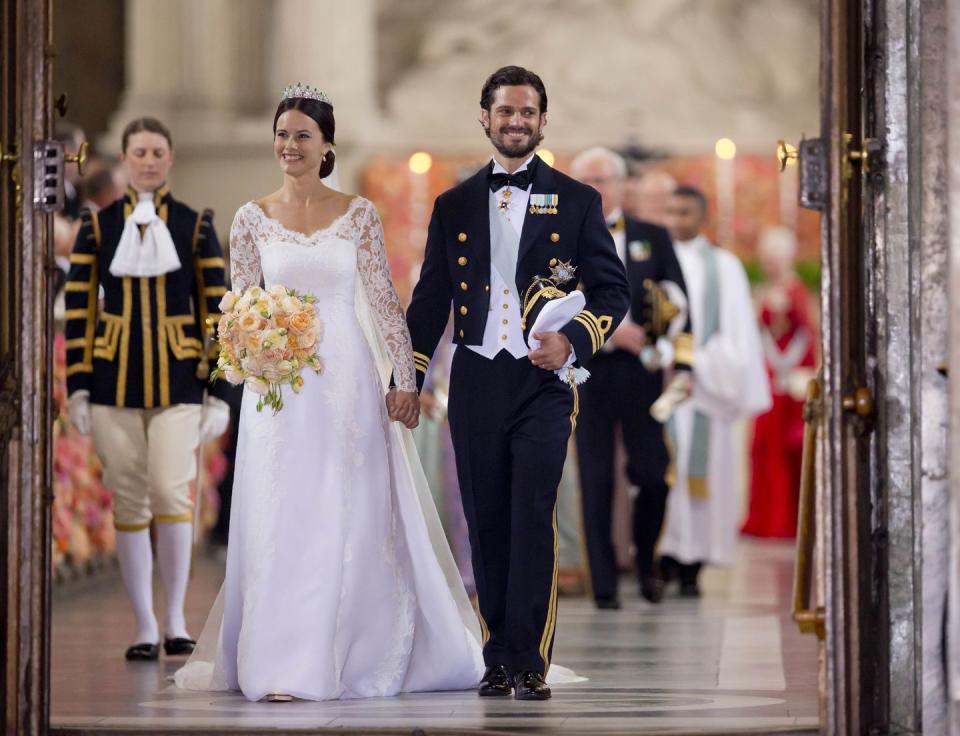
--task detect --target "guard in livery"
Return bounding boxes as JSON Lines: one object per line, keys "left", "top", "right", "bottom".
{"left": 570, "top": 148, "right": 693, "bottom": 609}
{"left": 405, "top": 67, "right": 629, "bottom": 700}
{"left": 65, "top": 118, "right": 231, "bottom": 661}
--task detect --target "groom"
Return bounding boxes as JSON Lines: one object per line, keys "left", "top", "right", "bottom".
{"left": 406, "top": 66, "right": 629, "bottom": 699}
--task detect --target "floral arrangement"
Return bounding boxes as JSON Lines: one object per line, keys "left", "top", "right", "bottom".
{"left": 213, "top": 285, "right": 324, "bottom": 413}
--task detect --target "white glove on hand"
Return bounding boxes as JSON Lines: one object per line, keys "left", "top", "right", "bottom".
{"left": 200, "top": 395, "right": 231, "bottom": 441}
{"left": 650, "top": 371, "right": 692, "bottom": 424}
{"left": 68, "top": 390, "right": 92, "bottom": 435}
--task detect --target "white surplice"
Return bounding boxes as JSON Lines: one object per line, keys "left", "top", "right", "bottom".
{"left": 658, "top": 236, "right": 771, "bottom": 566}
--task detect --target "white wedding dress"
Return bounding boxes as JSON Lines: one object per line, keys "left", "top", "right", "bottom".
{"left": 174, "top": 197, "right": 487, "bottom": 701}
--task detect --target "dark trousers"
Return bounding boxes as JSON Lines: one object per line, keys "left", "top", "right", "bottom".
{"left": 575, "top": 351, "right": 670, "bottom": 600}
{"left": 448, "top": 348, "right": 573, "bottom": 675}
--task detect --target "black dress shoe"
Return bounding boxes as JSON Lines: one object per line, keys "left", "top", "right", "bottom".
{"left": 125, "top": 642, "right": 159, "bottom": 661}
{"left": 478, "top": 665, "right": 512, "bottom": 696}
{"left": 163, "top": 637, "right": 197, "bottom": 656}
{"left": 639, "top": 575, "right": 665, "bottom": 604}
{"left": 679, "top": 581, "right": 701, "bottom": 598}
{"left": 513, "top": 670, "right": 551, "bottom": 700}
{"left": 595, "top": 596, "right": 621, "bottom": 610}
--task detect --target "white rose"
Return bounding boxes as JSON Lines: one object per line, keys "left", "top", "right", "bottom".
{"left": 246, "top": 376, "right": 270, "bottom": 395}
{"left": 219, "top": 291, "right": 238, "bottom": 312}
{"left": 223, "top": 366, "right": 244, "bottom": 385}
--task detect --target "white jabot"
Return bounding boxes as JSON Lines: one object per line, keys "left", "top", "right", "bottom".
{"left": 109, "top": 192, "right": 181, "bottom": 277}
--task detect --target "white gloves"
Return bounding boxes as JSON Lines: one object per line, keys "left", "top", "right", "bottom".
{"left": 200, "top": 394, "right": 231, "bottom": 441}
{"left": 68, "top": 390, "right": 92, "bottom": 435}
{"left": 650, "top": 371, "right": 692, "bottom": 424}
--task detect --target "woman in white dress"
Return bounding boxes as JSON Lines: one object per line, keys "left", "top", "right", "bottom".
{"left": 174, "top": 85, "right": 486, "bottom": 701}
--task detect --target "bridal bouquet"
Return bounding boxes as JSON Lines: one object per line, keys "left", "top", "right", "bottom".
{"left": 212, "top": 285, "right": 324, "bottom": 414}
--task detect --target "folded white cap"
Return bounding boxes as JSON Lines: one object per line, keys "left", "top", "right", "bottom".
{"left": 526, "top": 290, "right": 585, "bottom": 351}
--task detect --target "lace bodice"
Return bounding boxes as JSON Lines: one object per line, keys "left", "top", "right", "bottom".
{"left": 228, "top": 197, "right": 416, "bottom": 392}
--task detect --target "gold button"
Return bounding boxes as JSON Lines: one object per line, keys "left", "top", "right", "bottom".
{"left": 549, "top": 258, "right": 558, "bottom": 266}
{"left": 459, "top": 329, "right": 464, "bottom": 338}
{"left": 458, "top": 256, "right": 468, "bottom": 266}
{"left": 502, "top": 319, "right": 508, "bottom": 325}
{"left": 460, "top": 282, "right": 468, "bottom": 291}
{"left": 502, "top": 303, "right": 509, "bottom": 310}
{"left": 551, "top": 233, "right": 560, "bottom": 242}
{"left": 458, "top": 232, "right": 468, "bottom": 242}
{"left": 501, "top": 334, "right": 508, "bottom": 340}
{"left": 503, "top": 288, "right": 510, "bottom": 296}
{"left": 460, "top": 306, "right": 468, "bottom": 316}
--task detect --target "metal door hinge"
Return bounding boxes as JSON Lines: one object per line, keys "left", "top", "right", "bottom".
{"left": 32, "top": 139, "right": 88, "bottom": 213}
{"left": 776, "top": 136, "right": 828, "bottom": 211}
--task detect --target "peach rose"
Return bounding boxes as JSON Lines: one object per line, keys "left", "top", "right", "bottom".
{"left": 243, "top": 332, "right": 262, "bottom": 352}
{"left": 238, "top": 313, "right": 259, "bottom": 332}
{"left": 297, "top": 330, "right": 317, "bottom": 350}
{"left": 245, "top": 376, "right": 270, "bottom": 395}
{"left": 241, "top": 355, "right": 264, "bottom": 376}
{"left": 261, "top": 347, "right": 284, "bottom": 363}
{"left": 287, "top": 310, "right": 314, "bottom": 335}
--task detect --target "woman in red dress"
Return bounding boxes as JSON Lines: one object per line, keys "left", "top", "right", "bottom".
{"left": 742, "top": 227, "right": 817, "bottom": 538}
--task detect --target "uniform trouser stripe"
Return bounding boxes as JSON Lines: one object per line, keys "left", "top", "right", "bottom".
{"left": 539, "top": 503, "right": 560, "bottom": 667}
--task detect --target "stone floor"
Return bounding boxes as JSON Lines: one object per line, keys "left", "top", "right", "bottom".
{"left": 50, "top": 539, "right": 818, "bottom": 734}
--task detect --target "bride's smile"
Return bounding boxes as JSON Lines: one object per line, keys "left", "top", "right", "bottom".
{"left": 273, "top": 108, "right": 331, "bottom": 176}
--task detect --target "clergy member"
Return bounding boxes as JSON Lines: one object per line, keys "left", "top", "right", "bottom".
{"left": 656, "top": 186, "right": 771, "bottom": 596}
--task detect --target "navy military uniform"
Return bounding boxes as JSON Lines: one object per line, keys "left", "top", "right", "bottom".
{"left": 407, "top": 155, "right": 629, "bottom": 675}
{"left": 65, "top": 184, "right": 231, "bottom": 660}
{"left": 65, "top": 184, "right": 231, "bottom": 533}
{"left": 65, "top": 186, "right": 230, "bottom": 413}
{"left": 575, "top": 212, "right": 693, "bottom": 603}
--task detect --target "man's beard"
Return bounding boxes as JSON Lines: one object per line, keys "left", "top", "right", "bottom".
{"left": 485, "top": 124, "right": 544, "bottom": 160}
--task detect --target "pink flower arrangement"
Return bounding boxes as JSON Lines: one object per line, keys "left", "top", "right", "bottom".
{"left": 213, "top": 285, "right": 324, "bottom": 413}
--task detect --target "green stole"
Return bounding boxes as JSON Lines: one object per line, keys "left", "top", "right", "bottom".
{"left": 668, "top": 242, "right": 719, "bottom": 499}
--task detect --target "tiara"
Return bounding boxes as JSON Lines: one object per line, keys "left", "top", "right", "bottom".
{"left": 281, "top": 82, "right": 332, "bottom": 106}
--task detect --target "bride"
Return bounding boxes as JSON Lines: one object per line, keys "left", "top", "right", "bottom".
{"left": 174, "top": 85, "right": 487, "bottom": 701}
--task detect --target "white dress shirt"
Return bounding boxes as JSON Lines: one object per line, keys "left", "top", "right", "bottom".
{"left": 467, "top": 155, "right": 535, "bottom": 360}
{"left": 467, "top": 155, "right": 577, "bottom": 367}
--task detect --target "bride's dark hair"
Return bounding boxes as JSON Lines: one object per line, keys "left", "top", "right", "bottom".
{"left": 273, "top": 98, "right": 336, "bottom": 179}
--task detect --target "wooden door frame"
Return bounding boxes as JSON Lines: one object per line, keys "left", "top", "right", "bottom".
{"left": 1, "top": 0, "right": 54, "bottom": 734}
{"left": 819, "top": 0, "right": 889, "bottom": 731}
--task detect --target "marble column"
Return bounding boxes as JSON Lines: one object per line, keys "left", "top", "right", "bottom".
{"left": 268, "top": 0, "right": 382, "bottom": 190}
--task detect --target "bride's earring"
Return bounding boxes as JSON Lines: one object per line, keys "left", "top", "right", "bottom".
{"left": 321, "top": 154, "right": 327, "bottom": 163}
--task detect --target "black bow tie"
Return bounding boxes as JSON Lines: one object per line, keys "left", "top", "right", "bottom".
{"left": 488, "top": 169, "right": 531, "bottom": 192}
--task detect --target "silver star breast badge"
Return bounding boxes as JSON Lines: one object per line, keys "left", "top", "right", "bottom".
{"left": 549, "top": 259, "right": 577, "bottom": 285}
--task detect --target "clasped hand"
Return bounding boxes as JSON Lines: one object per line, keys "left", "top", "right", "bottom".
{"left": 528, "top": 331, "right": 572, "bottom": 371}
{"left": 386, "top": 389, "right": 420, "bottom": 429}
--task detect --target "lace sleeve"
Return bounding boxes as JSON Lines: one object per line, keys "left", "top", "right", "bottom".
{"left": 228, "top": 205, "right": 262, "bottom": 293}
{"left": 354, "top": 199, "right": 417, "bottom": 392}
